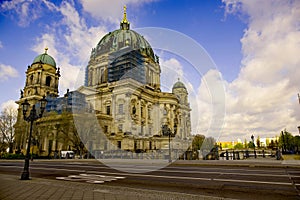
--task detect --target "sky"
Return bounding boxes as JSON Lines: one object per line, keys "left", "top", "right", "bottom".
{"left": 0, "top": 0, "right": 300, "bottom": 142}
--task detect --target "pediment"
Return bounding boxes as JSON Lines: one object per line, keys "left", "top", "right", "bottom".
{"left": 76, "top": 86, "right": 98, "bottom": 95}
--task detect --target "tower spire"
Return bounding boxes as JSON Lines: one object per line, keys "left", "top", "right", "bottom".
{"left": 123, "top": 5, "right": 128, "bottom": 23}
{"left": 120, "top": 5, "right": 130, "bottom": 30}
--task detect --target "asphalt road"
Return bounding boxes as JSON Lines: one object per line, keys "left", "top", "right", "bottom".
{"left": 0, "top": 159, "right": 299, "bottom": 200}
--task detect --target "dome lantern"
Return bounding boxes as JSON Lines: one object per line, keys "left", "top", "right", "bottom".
{"left": 120, "top": 5, "right": 130, "bottom": 30}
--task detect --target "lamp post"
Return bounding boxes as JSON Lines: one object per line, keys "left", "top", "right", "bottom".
{"left": 162, "top": 124, "right": 177, "bottom": 163}
{"left": 20, "top": 97, "right": 47, "bottom": 180}
{"left": 251, "top": 134, "right": 256, "bottom": 158}
{"left": 297, "top": 93, "right": 300, "bottom": 134}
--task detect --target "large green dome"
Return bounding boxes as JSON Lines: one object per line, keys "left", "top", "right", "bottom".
{"left": 94, "top": 29, "right": 155, "bottom": 60}
{"left": 91, "top": 7, "right": 155, "bottom": 61}
{"left": 32, "top": 49, "right": 56, "bottom": 68}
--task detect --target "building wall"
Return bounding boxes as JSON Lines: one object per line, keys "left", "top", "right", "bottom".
{"left": 14, "top": 31, "right": 192, "bottom": 157}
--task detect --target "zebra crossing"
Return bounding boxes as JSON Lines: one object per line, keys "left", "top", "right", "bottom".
{"left": 56, "top": 173, "right": 126, "bottom": 184}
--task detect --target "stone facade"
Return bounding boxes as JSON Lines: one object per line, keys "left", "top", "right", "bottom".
{"left": 14, "top": 9, "right": 192, "bottom": 158}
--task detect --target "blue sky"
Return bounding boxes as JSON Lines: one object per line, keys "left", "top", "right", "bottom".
{"left": 0, "top": 0, "right": 300, "bottom": 142}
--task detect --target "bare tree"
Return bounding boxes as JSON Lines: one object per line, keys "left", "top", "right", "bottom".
{"left": 51, "top": 112, "right": 90, "bottom": 158}
{"left": 0, "top": 106, "right": 17, "bottom": 153}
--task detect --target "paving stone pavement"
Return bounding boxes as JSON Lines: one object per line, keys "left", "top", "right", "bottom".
{"left": 0, "top": 174, "right": 227, "bottom": 200}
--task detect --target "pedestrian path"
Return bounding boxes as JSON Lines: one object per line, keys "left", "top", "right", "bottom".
{"left": 173, "top": 158, "right": 300, "bottom": 168}
{"left": 0, "top": 174, "right": 226, "bottom": 200}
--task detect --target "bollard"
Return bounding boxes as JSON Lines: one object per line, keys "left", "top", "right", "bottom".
{"left": 246, "top": 150, "right": 249, "bottom": 158}
{"left": 276, "top": 149, "right": 281, "bottom": 160}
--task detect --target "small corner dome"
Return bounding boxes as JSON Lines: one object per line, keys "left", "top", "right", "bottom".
{"left": 32, "top": 48, "right": 56, "bottom": 68}
{"left": 172, "top": 79, "right": 187, "bottom": 90}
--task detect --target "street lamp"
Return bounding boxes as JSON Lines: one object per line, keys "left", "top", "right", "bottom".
{"left": 20, "top": 96, "right": 47, "bottom": 180}
{"left": 251, "top": 134, "right": 256, "bottom": 158}
{"left": 162, "top": 124, "right": 177, "bottom": 163}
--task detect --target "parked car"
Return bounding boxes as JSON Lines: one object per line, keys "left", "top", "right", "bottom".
{"left": 60, "top": 151, "right": 74, "bottom": 159}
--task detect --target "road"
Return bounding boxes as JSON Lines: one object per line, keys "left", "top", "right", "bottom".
{"left": 0, "top": 159, "right": 299, "bottom": 200}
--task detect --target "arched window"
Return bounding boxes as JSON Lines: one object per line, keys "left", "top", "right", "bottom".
{"left": 148, "top": 108, "right": 151, "bottom": 119}
{"left": 30, "top": 75, "right": 34, "bottom": 84}
{"left": 141, "top": 106, "right": 144, "bottom": 118}
{"left": 100, "top": 68, "right": 104, "bottom": 83}
{"left": 163, "top": 107, "right": 167, "bottom": 116}
{"left": 132, "top": 106, "right": 136, "bottom": 115}
{"left": 46, "top": 76, "right": 51, "bottom": 86}
{"left": 89, "top": 69, "right": 93, "bottom": 86}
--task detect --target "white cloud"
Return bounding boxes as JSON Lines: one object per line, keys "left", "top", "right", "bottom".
{"left": 31, "top": 37, "right": 82, "bottom": 95}
{"left": 160, "top": 57, "right": 218, "bottom": 138}
{"left": 1, "top": 100, "right": 18, "bottom": 111}
{"left": 7, "top": 0, "right": 299, "bottom": 142}
{"left": 31, "top": 32, "right": 81, "bottom": 95}
{"left": 32, "top": 34, "right": 58, "bottom": 58}
{"left": 30, "top": 1, "right": 108, "bottom": 95}
{"left": 2, "top": 0, "right": 161, "bottom": 96}
{"left": 80, "top": 0, "right": 159, "bottom": 24}
{"left": 194, "top": 70, "right": 226, "bottom": 139}
{"left": 0, "top": 64, "right": 19, "bottom": 81}
{"left": 0, "top": 0, "right": 43, "bottom": 27}
{"left": 0, "top": 41, "right": 3, "bottom": 49}
{"left": 160, "top": 58, "right": 184, "bottom": 91}
{"left": 160, "top": 57, "right": 197, "bottom": 95}
{"left": 217, "top": 0, "right": 300, "bottom": 141}
{"left": 57, "top": 1, "right": 107, "bottom": 64}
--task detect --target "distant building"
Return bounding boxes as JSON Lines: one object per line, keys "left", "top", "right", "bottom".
{"left": 219, "top": 136, "right": 279, "bottom": 149}
{"left": 14, "top": 7, "right": 192, "bottom": 157}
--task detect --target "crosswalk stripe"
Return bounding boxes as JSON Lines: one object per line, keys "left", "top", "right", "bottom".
{"left": 56, "top": 173, "right": 126, "bottom": 184}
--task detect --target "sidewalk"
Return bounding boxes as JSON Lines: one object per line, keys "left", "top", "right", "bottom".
{"left": 0, "top": 159, "right": 299, "bottom": 199}
{"left": 0, "top": 173, "right": 226, "bottom": 200}
{"left": 173, "top": 158, "right": 300, "bottom": 168}
{"left": 2, "top": 158, "right": 300, "bottom": 169}
{"left": 1, "top": 157, "right": 300, "bottom": 167}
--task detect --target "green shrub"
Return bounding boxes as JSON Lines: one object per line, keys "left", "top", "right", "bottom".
{"left": 0, "top": 153, "right": 25, "bottom": 159}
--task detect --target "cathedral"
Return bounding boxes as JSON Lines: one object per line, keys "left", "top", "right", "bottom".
{"left": 14, "top": 7, "right": 192, "bottom": 159}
